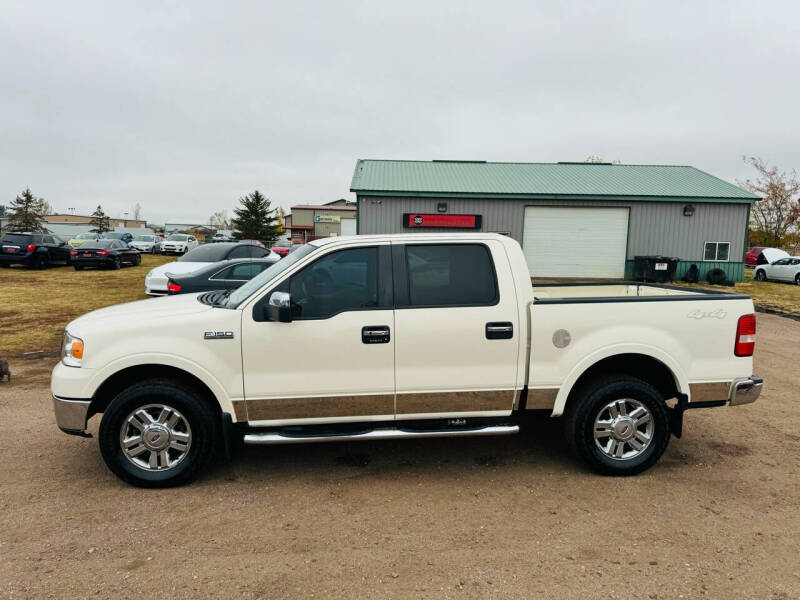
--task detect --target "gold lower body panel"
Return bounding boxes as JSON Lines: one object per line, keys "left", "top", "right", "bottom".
{"left": 395, "top": 389, "right": 515, "bottom": 415}
{"left": 237, "top": 389, "right": 517, "bottom": 422}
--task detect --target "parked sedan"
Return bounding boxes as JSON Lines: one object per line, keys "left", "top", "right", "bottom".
{"left": 0, "top": 232, "right": 72, "bottom": 269}
{"left": 165, "top": 258, "right": 277, "bottom": 294}
{"left": 754, "top": 256, "right": 800, "bottom": 284}
{"left": 271, "top": 240, "right": 292, "bottom": 257}
{"left": 161, "top": 234, "right": 199, "bottom": 255}
{"left": 144, "top": 241, "right": 278, "bottom": 295}
{"left": 70, "top": 239, "right": 141, "bottom": 270}
{"left": 129, "top": 234, "right": 163, "bottom": 254}
{"left": 68, "top": 232, "right": 100, "bottom": 248}
{"left": 101, "top": 232, "right": 134, "bottom": 245}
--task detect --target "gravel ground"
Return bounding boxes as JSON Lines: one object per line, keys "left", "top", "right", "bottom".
{"left": 1, "top": 313, "right": 798, "bottom": 599}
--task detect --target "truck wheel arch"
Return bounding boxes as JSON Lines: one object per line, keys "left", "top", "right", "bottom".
{"left": 88, "top": 364, "right": 223, "bottom": 422}
{"left": 553, "top": 350, "right": 687, "bottom": 417}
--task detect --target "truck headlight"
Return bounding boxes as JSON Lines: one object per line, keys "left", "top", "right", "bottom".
{"left": 62, "top": 331, "right": 84, "bottom": 368}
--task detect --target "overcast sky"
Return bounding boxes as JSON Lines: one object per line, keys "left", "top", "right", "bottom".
{"left": 2, "top": 1, "right": 798, "bottom": 224}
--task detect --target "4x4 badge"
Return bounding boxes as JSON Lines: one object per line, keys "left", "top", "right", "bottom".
{"left": 204, "top": 331, "right": 234, "bottom": 340}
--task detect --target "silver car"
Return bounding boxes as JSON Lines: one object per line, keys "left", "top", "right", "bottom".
{"left": 129, "top": 234, "right": 163, "bottom": 254}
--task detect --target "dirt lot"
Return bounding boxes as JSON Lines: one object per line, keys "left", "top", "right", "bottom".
{"left": 1, "top": 314, "right": 798, "bottom": 599}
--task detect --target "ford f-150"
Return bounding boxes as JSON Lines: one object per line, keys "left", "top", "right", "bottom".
{"left": 51, "top": 233, "right": 762, "bottom": 487}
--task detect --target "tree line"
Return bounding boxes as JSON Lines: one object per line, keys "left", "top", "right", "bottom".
{"left": 1, "top": 188, "right": 282, "bottom": 245}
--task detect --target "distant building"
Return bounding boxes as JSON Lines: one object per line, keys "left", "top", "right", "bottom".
{"left": 284, "top": 199, "right": 356, "bottom": 243}
{"left": 45, "top": 213, "right": 147, "bottom": 229}
{"left": 164, "top": 222, "right": 207, "bottom": 234}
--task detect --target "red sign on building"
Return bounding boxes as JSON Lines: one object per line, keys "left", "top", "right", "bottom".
{"left": 403, "top": 213, "right": 482, "bottom": 229}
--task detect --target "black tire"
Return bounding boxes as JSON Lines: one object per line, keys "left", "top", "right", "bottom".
{"left": 755, "top": 270, "right": 767, "bottom": 281}
{"left": 33, "top": 254, "right": 48, "bottom": 270}
{"left": 133, "top": 253, "right": 141, "bottom": 266}
{"left": 111, "top": 256, "right": 121, "bottom": 270}
{"left": 564, "top": 375, "right": 670, "bottom": 476}
{"left": 74, "top": 265, "right": 84, "bottom": 271}
{"left": 98, "top": 379, "right": 218, "bottom": 488}
{"left": 795, "top": 274, "right": 799, "bottom": 286}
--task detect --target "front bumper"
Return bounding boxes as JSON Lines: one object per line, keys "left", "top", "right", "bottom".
{"left": 53, "top": 395, "right": 91, "bottom": 436}
{"left": 729, "top": 375, "right": 763, "bottom": 406}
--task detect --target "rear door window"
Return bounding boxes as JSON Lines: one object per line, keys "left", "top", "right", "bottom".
{"left": 229, "top": 263, "right": 263, "bottom": 280}
{"left": 405, "top": 244, "right": 498, "bottom": 307}
{"left": 2, "top": 234, "right": 31, "bottom": 245}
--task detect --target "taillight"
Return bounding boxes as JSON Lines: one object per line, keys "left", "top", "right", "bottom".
{"left": 735, "top": 314, "right": 756, "bottom": 357}
{"left": 69, "top": 250, "right": 77, "bottom": 256}
{"left": 167, "top": 281, "right": 181, "bottom": 294}
{"left": 26, "top": 244, "right": 36, "bottom": 252}
{"left": 97, "top": 250, "right": 109, "bottom": 256}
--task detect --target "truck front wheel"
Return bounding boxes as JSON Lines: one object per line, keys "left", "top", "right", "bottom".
{"left": 98, "top": 380, "right": 218, "bottom": 487}
{"left": 564, "top": 376, "right": 670, "bottom": 476}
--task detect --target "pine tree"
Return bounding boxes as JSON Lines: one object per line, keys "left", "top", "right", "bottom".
{"left": 89, "top": 205, "right": 111, "bottom": 233}
{"left": 232, "top": 190, "right": 279, "bottom": 244}
{"left": 7, "top": 188, "right": 46, "bottom": 232}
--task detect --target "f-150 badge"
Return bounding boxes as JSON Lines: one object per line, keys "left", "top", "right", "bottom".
{"left": 204, "top": 331, "right": 234, "bottom": 339}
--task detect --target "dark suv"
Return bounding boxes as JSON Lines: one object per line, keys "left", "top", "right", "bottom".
{"left": 0, "top": 232, "right": 72, "bottom": 269}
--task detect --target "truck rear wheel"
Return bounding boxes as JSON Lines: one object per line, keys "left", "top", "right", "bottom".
{"left": 98, "top": 380, "right": 218, "bottom": 487}
{"left": 564, "top": 375, "right": 670, "bottom": 476}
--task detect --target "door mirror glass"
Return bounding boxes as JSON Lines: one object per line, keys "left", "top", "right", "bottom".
{"left": 265, "top": 291, "right": 292, "bottom": 322}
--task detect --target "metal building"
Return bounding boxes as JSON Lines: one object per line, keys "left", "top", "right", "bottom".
{"left": 351, "top": 160, "right": 759, "bottom": 281}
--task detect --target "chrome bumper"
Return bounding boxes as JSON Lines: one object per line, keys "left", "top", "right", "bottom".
{"left": 729, "top": 376, "right": 763, "bottom": 407}
{"left": 53, "top": 395, "right": 91, "bottom": 436}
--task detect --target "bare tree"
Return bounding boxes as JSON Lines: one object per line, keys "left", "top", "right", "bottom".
{"left": 209, "top": 210, "right": 229, "bottom": 230}
{"left": 738, "top": 157, "right": 800, "bottom": 247}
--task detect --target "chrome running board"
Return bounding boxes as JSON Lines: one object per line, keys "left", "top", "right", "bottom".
{"left": 243, "top": 424, "right": 519, "bottom": 445}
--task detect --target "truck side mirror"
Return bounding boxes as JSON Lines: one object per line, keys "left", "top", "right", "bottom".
{"left": 265, "top": 291, "right": 292, "bottom": 322}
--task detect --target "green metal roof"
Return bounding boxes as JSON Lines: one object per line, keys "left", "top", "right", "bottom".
{"left": 350, "top": 160, "right": 759, "bottom": 202}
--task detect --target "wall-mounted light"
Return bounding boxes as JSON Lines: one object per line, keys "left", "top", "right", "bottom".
{"left": 437, "top": 202, "right": 448, "bottom": 213}
{"left": 683, "top": 204, "right": 695, "bottom": 217}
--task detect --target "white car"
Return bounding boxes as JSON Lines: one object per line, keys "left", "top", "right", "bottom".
{"left": 53, "top": 233, "right": 761, "bottom": 487}
{"left": 754, "top": 256, "right": 800, "bottom": 284}
{"left": 161, "top": 234, "right": 198, "bottom": 255}
{"left": 145, "top": 241, "right": 278, "bottom": 295}
{"left": 129, "top": 234, "right": 163, "bottom": 254}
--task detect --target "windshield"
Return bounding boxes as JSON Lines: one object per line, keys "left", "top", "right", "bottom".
{"left": 76, "top": 233, "right": 95, "bottom": 239}
{"left": 168, "top": 234, "right": 188, "bottom": 241}
{"left": 226, "top": 244, "right": 316, "bottom": 308}
{"left": 134, "top": 235, "right": 154, "bottom": 241}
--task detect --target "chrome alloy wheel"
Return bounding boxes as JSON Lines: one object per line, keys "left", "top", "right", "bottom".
{"left": 119, "top": 404, "right": 192, "bottom": 471}
{"left": 593, "top": 398, "right": 654, "bottom": 460}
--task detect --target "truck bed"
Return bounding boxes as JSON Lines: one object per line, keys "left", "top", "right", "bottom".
{"left": 527, "top": 281, "right": 756, "bottom": 415}
{"left": 533, "top": 281, "right": 746, "bottom": 302}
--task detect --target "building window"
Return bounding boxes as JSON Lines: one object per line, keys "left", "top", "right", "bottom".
{"left": 704, "top": 241, "right": 730, "bottom": 262}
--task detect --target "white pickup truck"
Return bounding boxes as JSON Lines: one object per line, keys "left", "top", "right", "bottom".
{"left": 52, "top": 233, "right": 762, "bottom": 487}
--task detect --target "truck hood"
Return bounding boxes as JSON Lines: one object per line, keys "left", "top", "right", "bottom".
{"left": 68, "top": 293, "right": 213, "bottom": 332}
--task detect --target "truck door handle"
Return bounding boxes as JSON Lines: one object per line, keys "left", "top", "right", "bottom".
{"left": 486, "top": 322, "right": 513, "bottom": 340}
{"left": 362, "top": 326, "right": 390, "bottom": 344}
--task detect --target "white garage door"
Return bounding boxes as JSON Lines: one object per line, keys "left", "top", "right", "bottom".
{"left": 522, "top": 206, "right": 629, "bottom": 278}
{"left": 340, "top": 217, "right": 357, "bottom": 236}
